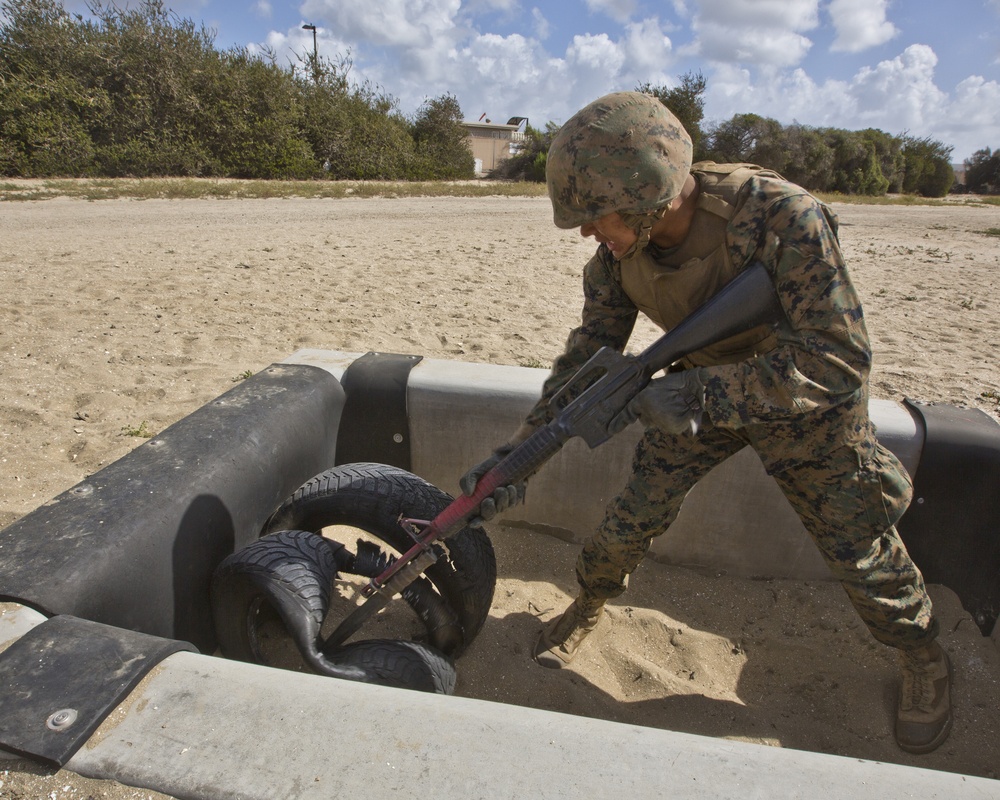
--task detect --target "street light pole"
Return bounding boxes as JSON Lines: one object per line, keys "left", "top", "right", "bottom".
{"left": 302, "top": 24, "right": 318, "bottom": 82}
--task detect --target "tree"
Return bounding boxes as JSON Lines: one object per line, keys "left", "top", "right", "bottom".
{"left": 705, "top": 113, "right": 786, "bottom": 173}
{"left": 490, "top": 121, "right": 557, "bottom": 182}
{"left": 0, "top": 0, "right": 104, "bottom": 175}
{"left": 207, "top": 48, "right": 316, "bottom": 179}
{"left": 83, "top": 0, "right": 224, "bottom": 176}
{"left": 0, "top": 0, "right": 487, "bottom": 180}
{"left": 0, "top": 0, "right": 322, "bottom": 178}
{"left": 780, "top": 125, "right": 835, "bottom": 190}
{"left": 860, "top": 129, "right": 905, "bottom": 193}
{"left": 823, "top": 129, "right": 890, "bottom": 195}
{"left": 635, "top": 72, "right": 707, "bottom": 160}
{"left": 900, "top": 135, "right": 954, "bottom": 198}
{"left": 964, "top": 148, "right": 1000, "bottom": 194}
{"left": 409, "top": 93, "right": 474, "bottom": 180}
{"left": 301, "top": 49, "right": 425, "bottom": 180}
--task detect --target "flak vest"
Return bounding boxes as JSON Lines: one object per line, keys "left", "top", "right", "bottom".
{"left": 619, "top": 162, "right": 782, "bottom": 369}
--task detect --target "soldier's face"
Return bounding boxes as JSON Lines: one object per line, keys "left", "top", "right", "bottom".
{"left": 579, "top": 213, "right": 637, "bottom": 260}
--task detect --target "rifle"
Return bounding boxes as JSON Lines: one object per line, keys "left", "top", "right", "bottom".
{"left": 321, "top": 261, "right": 783, "bottom": 651}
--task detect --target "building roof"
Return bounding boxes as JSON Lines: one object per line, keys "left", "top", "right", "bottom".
{"left": 462, "top": 120, "right": 523, "bottom": 132}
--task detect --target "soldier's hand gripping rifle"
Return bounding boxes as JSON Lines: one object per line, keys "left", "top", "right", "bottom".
{"left": 321, "top": 262, "right": 783, "bottom": 651}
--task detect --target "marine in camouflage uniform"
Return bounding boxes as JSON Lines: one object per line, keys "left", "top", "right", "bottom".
{"left": 527, "top": 163, "right": 935, "bottom": 650}
{"left": 460, "top": 92, "right": 951, "bottom": 753}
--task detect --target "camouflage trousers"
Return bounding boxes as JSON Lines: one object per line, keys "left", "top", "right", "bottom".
{"left": 577, "top": 406, "right": 938, "bottom": 650}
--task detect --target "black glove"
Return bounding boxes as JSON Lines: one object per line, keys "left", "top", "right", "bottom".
{"left": 609, "top": 369, "right": 707, "bottom": 436}
{"left": 459, "top": 442, "right": 528, "bottom": 527}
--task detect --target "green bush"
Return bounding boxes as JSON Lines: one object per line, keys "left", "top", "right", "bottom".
{"left": 0, "top": 0, "right": 103, "bottom": 175}
{"left": 489, "top": 122, "right": 556, "bottom": 182}
{"left": 409, "top": 94, "right": 474, "bottom": 180}
{"left": 0, "top": 0, "right": 478, "bottom": 180}
{"left": 965, "top": 148, "right": 1000, "bottom": 194}
{"left": 0, "top": 81, "right": 98, "bottom": 176}
{"left": 703, "top": 116, "right": 952, "bottom": 197}
{"left": 901, "top": 135, "right": 955, "bottom": 198}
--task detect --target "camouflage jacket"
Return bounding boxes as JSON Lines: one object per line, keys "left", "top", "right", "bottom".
{"left": 524, "top": 171, "right": 873, "bottom": 438}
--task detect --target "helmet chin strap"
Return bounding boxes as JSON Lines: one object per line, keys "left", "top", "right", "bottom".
{"left": 617, "top": 204, "right": 669, "bottom": 260}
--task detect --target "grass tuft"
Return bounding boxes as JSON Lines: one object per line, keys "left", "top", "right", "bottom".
{"left": 121, "top": 420, "right": 154, "bottom": 438}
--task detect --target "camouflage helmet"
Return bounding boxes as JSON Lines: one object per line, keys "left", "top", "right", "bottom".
{"left": 546, "top": 92, "right": 693, "bottom": 229}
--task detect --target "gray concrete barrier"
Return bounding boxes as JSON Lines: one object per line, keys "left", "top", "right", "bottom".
{"left": 286, "top": 349, "right": 925, "bottom": 583}
{"left": 1, "top": 603, "right": 995, "bottom": 800}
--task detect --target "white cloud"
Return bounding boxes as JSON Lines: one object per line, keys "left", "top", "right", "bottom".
{"left": 620, "top": 18, "right": 675, "bottom": 75}
{"left": 706, "top": 45, "right": 946, "bottom": 132}
{"left": 299, "top": 0, "right": 462, "bottom": 49}
{"left": 923, "top": 74, "right": 1000, "bottom": 157}
{"left": 459, "top": 32, "right": 540, "bottom": 83}
{"left": 705, "top": 63, "right": 852, "bottom": 124}
{"left": 400, "top": 31, "right": 566, "bottom": 122}
{"left": 672, "top": 0, "right": 691, "bottom": 17}
{"left": 949, "top": 75, "right": 1000, "bottom": 132}
{"left": 565, "top": 32, "right": 626, "bottom": 77}
{"left": 584, "top": 0, "right": 637, "bottom": 25}
{"left": 531, "top": 8, "right": 550, "bottom": 40}
{"left": 940, "top": 75, "right": 1000, "bottom": 155}
{"left": 689, "top": 0, "right": 819, "bottom": 67}
{"left": 334, "top": 16, "right": 680, "bottom": 128}
{"left": 827, "top": 0, "right": 898, "bottom": 53}
{"left": 696, "top": 21, "right": 813, "bottom": 66}
{"left": 695, "top": 0, "right": 820, "bottom": 31}
{"left": 254, "top": 0, "right": 271, "bottom": 19}
{"left": 463, "top": 0, "right": 520, "bottom": 12}
{"left": 849, "top": 44, "right": 945, "bottom": 129}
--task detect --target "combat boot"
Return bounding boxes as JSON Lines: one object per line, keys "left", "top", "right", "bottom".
{"left": 895, "top": 641, "right": 953, "bottom": 754}
{"left": 533, "top": 594, "right": 605, "bottom": 669}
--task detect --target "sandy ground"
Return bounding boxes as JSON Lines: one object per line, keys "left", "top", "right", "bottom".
{"left": 1, "top": 193, "right": 999, "bottom": 797}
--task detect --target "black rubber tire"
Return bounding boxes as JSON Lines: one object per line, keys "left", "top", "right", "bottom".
{"left": 329, "top": 639, "right": 457, "bottom": 695}
{"left": 264, "top": 462, "right": 497, "bottom": 656}
{"left": 211, "top": 529, "right": 337, "bottom": 666}
{"left": 211, "top": 529, "right": 457, "bottom": 694}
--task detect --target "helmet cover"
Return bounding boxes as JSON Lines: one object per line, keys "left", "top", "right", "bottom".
{"left": 546, "top": 91, "right": 693, "bottom": 229}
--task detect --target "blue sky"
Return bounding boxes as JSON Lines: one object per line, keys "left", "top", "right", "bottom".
{"left": 73, "top": 0, "right": 1000, "bottom": 162}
